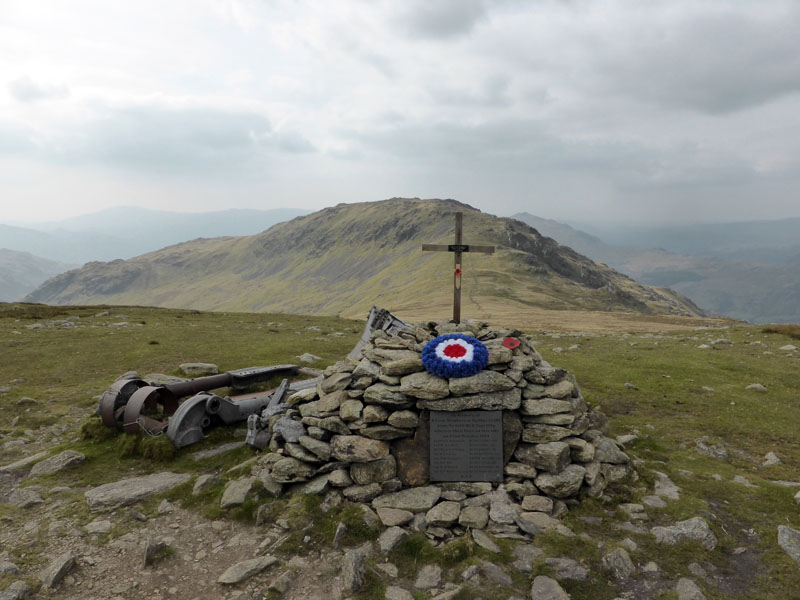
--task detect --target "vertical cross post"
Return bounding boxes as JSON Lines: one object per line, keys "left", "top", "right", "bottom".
{"left": 422, "top": 212, "right": 495, "bottom": 324}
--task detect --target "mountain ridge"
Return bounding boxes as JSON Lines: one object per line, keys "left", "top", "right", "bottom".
{"left": 26, "top": 198, "right": 705, "bottom": 321}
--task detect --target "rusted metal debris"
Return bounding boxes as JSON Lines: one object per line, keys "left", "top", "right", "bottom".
{"left": 96, "top": 307, "right": 413, "bottom": 450}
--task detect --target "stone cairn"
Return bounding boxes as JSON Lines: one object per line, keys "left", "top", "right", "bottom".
{"left": 252, "top": 319, "right": 635, "bottom": 541}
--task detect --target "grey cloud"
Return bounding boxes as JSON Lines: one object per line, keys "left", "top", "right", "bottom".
{"left": 427, "top": 73, "right": 511, "bottom": 107}
{"left": 347, "top": 116, "right": 755, "bottom": 188}
{"left": 8, "top": 77, "right": 69, "bottom": 103}
{"left": 397, "top": 0, "right": 488, "bottom": 39}
{"left": 594, "top": 8, "right": 800, "bottom": 113}
{"left": 63, "top": 105, "right": 314, "bottom": 172}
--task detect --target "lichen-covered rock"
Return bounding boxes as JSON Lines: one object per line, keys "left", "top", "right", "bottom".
{"left": 271, "top": 457, "right": 315, "bottom": 483}
{"left": 350, "top": 455, "right": 397, "bottom": 485}
{"left": 449, "top": 370, "right": 516, "bottom": 395}
{"left": 652, "top": 517, "right": 717, "bottom": 550}
{"left": 363, "top": 384, "right": 412, "bottom": 407}
{"left": 426, "top": 501, "right": 461, "bottom": 527}
{"left": 372, "top": 486, "right": 441, "bottom": 512}
{"left": 535, "top": 464, "right": 586, "bottom": 498}
{"left": 331, "top": 435, "right": 390, "bottom": 462}
{"left": 399, "top": 371, "right": 449, "bottom": 399}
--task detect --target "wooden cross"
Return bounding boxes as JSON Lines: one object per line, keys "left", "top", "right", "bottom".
{"left": 422, "top": 212, "right": 495, "bottom": 323}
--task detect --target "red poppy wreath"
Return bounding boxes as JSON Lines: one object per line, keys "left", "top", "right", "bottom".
{"left": 421, "top": 333, "right": 489, "bottom": 378}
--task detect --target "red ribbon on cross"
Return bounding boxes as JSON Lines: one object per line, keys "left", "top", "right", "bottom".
{"left": 454, "top": 268, "right": 462, "bottom": 276}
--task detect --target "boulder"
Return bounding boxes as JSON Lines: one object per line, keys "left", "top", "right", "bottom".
{"left": 85, "top": 472, "right": 191, "bottom": 511}
{"left": 331, "top": 435, "right": 390, "bottom": 462}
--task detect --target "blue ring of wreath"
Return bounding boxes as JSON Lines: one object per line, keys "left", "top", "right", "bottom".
{"left": 421, "top": 333, "right": 489, "bottom": 379}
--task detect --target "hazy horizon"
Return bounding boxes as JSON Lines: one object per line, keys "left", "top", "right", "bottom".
{"left": 3, "top": 1, "right": 800, "bottom": 225}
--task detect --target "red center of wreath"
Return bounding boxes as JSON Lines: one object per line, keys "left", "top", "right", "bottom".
{"left": 443, "top": 344, "right": 467, "bottom": 358}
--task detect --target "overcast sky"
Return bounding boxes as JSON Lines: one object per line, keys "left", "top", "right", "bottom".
{"left": 2, "top": 0, "right": 800, "bottom": 225}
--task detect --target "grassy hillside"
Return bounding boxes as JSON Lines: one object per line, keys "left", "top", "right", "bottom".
{"left": 26, "top": 199, "right": 705, "bottom": 322}
{"left": 1, "top": 303, "right": 799, "bottom": 599}
{"left": 0, "top": 249, "right": 75, "bottom": 302}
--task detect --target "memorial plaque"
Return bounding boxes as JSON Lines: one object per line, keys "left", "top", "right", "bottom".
{"left": 429, "top": 410, "right": 503, "bottom": 482}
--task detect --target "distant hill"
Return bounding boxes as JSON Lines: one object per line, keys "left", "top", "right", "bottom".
{"left": 25, "top": 199, "right": 705, "bottom": 320}
{"left": 569, "top": 217, "right": 800, "bottom": 264}
{"left": 1, "top": 207, "right": 309, "bottom": 265}
{"left": 513, "top": 212, "right": 800, "bottom": 323}
{"left": 0, "top": 249, "right": 76, "bottom": 302}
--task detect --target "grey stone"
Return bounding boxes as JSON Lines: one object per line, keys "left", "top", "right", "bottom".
{"left": 220, "top": 477, "right": 256, "bottom": 508}
{"left": 521, "top": 424, "right": 572, "bottom": 443}
{"left": 471, "top": 529, "right": 501, "bottom": 553}
{"left": 39, "top": 551, "right": 75, "bottom": 588}
{"left": 372, "top": 486, "right": 441, "bottom": 512}
{"left": 319, "top": 416, "right": 351, "bottom": 435}
{"left": 385, "top": 586, "right": 414, "bottom": 600}
{"left": 142, "top": 539, "right": 169, "bottom": 567}
{"left": 179, "top": 362, "right": 218, "bottom": 376}
{"left": 27, "top": 450, "right": 85, "bottom": 477}
{"left": 387, "top": 410, "right": 419, "bottom": 429}
{"left": 594, "top": 438, "right": 630, "bottom": 464}
{"left": 341, "top": 549, "right": 366, "bottom": 594}
{"left": 363, "top": 405, "right": 390, "bottom": 422}
{"left": 762, "top": 451, "right": 782, "bottom": 467}
{"left": 504, "top": 461, "right": 538, "bottom": 479}
{"left": 414, "top": 564, "right": 442, "bottom": 589}
{"left": 298, "top": 435, "right": 332, "bottom": 461}
{"left": 339, "top": 399, "right": 363, "bottom": 422}
{"left": 328, "top": 469, "right": 353, "bottom": 487}
{"left": 745, "top": 383, "right": 768, "bottom": 392}
{"left": 382, "top": 357, "right": 424, "bottom": 376}
{"left": 377, "top": 507, "right": 414, "bottom": 526}
{"left": 544, "top": 379, "right": 574, "bottom": 399}
{"left": 353, "top": 358, "right": 382, "bottom": 378}
{"left": 350, "top": 455, "right": 397, "bottom": 485}
{"left": 361, "top": 425, "right": 413, "bottom": 440}
{"left": 399, "top": 371, "right": 449, "bottom": 399}
{"left": 449, "top": 370, "right": 515, "bottom": 395}
{"left": 516, "top": 512, "right": 574, "bottom": 537}
{"left": 331, "top": 435, "right": 390, "bottom": 462}
{"left": 535, "top": 464, "right": 586, "bottom": 498}
{"left": 85, "top": 472, "right": 193, "bottom": 511}
{"left": 545, "top": 557, "right": 589, "bottom": 580}
{"left": 654, "top": 471, "right": 680, "bottom": 499}
{"left": 363, "top": 383, "right": 411, "bottom": 407}
{"left": 273, "top": 417, "right": 307, "bottom": 443}
{"left": 291, "top": 473, "right": 331, "bottom": 495}
{"left": 298, "top": 352, "right": 322, "bottom": 363}
{"left": 459, "top": 505, "right": 489, "bottom": 529}
{"left": 530, "top": 575, "right": 570, "bottom": 600}
{"left": 218, "top": 555, "right": 277, "bottom": 584}
{"left": 511, "top": 544, "right": 543, "bottom": 573}
{"left": 642, "top": 495, "right": 667, "bottom": 508}
{"left": 0, "top": 561, "right": 19, "bottom": 575}
{"left": 417, "top": 388, "right": 521, "bottom": 411}
{"left": 521, "top": 495, "right": 554, "bottom": 513}
{"left": 520, "top": 398, "right": 573, "bottom": 416}
{"left": 286, "top": 442, "right": 323, "bottom": 463}
{"left": 676, "top": 578, "right": 707, "bottom": 600}
{"left": 271, "top": 457, "right": 315, "bottom": 483}
{"left": 441, "top": 482, "right": 493, "bottom": 496}
{"left": 0, "top": 581, "right": 29, "bottom": 600}
{"left": 480, "top": 560, "right": 513, "bottom": 586}
{"left": 343, "top": 483, "right": 383, "bottom": 502}
{"left": 695, "top": 437, "right": 729, "bottom": 461}
{"left": 378, "top": 526, "right": 408, "bottom": 554}
{"left": 320, "top": 372, "right": 352, "bottom": 393}
{"left": 651, "top": 517, "right": 717, "bottom": 550}
{"left": 778, "top": 525, "right": 800, "bottom": 566}
{"left": 426, "top": 501, "right": 461, "bottom": 527}
{"left": 85, "top": 519, "right": 112, "bottom": 534}
{"left": 530, "top": 441, "right": 571, "bottom": 473}
{"left": 602, "top": 548, "right": 635, "bottom": 580}
{"left": 490, "top": 500, "right": 519, "bottom": 524}
{"left": 9, "top": 488, "right": 43, "bottom": 508}
{"left": 0, "top": 451, "right": 49, "bottom": 474}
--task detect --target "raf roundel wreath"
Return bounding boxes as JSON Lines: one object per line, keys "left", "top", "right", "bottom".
{"left": 421, "top": 334, "right": 489, "bottom": 379}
